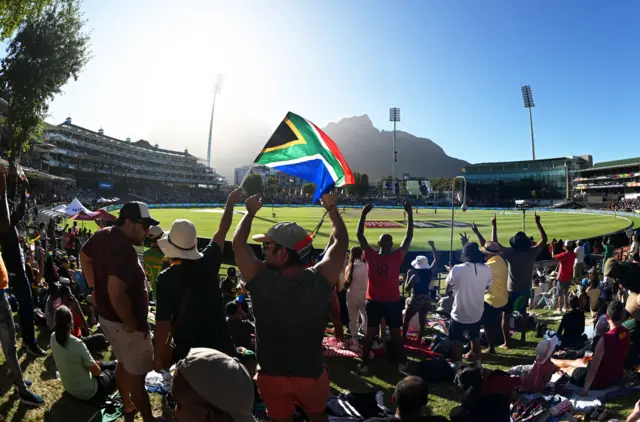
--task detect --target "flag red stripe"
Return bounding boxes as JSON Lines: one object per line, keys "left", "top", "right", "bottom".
{"left": 311, "top": 122, "right": 355, "bottom": 185}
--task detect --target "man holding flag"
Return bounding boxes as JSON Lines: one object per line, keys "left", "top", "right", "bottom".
{"left": 232, "top": 193, "right": 348, "bottom": 422}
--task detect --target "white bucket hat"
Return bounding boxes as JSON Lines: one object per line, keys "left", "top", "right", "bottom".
{"left": 534, "top": 336, "right": 559, "bottom": 364}
{"left": 157, "top": 219, "right": 203, "bottom": 260}
{"left": 411, "top": 255, "right": 431, "bottom": 270}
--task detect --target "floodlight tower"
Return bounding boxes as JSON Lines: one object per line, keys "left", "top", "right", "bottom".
{"left": 389, "top": 107, "right": 400, "bottom": 179}
{"left": 207, "top": 74, "right": 225, "bottom": 168}
{"left": 521, "top": 85, "right": 536, "bottom": 160}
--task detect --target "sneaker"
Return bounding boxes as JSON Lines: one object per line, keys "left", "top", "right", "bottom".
{"left": 26, "top": 344, "right": 47, "bottom": 358}
{"left": 398, "top": 363, "right": 409, "bottom": 372}
{"left": 18, "top": 389, "right": 44, "bottom": 407}
{"left": 357, "top": 364, "right": 369, "bottom": 374}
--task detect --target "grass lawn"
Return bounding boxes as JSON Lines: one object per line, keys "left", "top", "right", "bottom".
{"left": 1, "top": 304, "right": 638, "bottom": 421}
{"left": 148, "top": 207, "right": 634, "bottom": 251}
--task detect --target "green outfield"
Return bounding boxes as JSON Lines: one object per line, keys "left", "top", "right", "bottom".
{"left": 149, "top": 207, "right": 636, "bottom": 251}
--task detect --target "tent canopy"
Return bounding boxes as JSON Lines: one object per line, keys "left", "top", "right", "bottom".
{"left": 64, "top": 198, "right": 97, "bottom": 217}
{"left": 71, "top": 209, "right": 116, "bottom": 221}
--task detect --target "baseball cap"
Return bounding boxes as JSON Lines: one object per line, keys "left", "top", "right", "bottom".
{"left": 176, "top": 348, "right": 256, "bottom": 422}
{"left": 117, "top": 202, "right": 159, "bottom": 226}
{"left": 147, "top": 225, "right": 164, "bottom": 241}
{"left": 252, "top": 222, "right": 313, "bottom": 258}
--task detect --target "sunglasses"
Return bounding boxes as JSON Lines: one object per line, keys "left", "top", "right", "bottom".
{"left": 261, "top": 242, "right": 279, "bottom": 251}
{"left": 134, "top": 219, "right": 151, "bottom": 230}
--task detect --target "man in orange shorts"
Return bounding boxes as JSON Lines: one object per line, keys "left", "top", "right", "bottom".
{"left": 233, "top": 193, "right": 348, "bottom": 422}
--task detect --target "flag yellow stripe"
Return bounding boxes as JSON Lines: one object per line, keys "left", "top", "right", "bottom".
{"left": 261, "top": 118, "right": 307, "bottom": 153}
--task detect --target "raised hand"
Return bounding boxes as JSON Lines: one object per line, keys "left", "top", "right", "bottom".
{"left": 227, "top": 188, "right": 245, "bottom": 206}
{"left": 321, "top": 194, "right": 337, "bottom": 211}
{"left": 534, "top": 212, "right": 541, "bottom": 224}
{"left": 245, "top": 194, "right": 263, "bottom": 215}
{"left": 471, "top": 222, "right": 478, "bottom": 232}
{"left": 428, "top": 240, "right": 435, "bottom": 248}
{"left": 460, "top": 232, "right": 470, "bottom": 246}
{"left": 363, "top": 204, "right": 374, "bottom": 215}
{"left": 404, "top": 201, "right": 412, "bottom": 213}
{"left": 491, "top": 214, "right": 497, "bottom": 226}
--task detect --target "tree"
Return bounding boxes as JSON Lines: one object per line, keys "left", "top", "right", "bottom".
{"left": 0, "top": 0, "right": 54, "bottom": 41}
{"left": 0, "top": 0, "right": 91, "bottom": 163}
{"left": 357, "top": 173, "right": 369, "bottom": 198}
{"left": 265, "top": 175, "right": 279, "bottom": 198}
{"left": 302, "top": 183, "right": 315, "bottom": 197}
{"left": 242, "top": 173, "right": 263, "bottom": 196}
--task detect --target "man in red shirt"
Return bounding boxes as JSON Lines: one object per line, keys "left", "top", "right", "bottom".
{"left": 357, "top": 202, "right": 413, "bottom": 373}
{"left": 552, "top": 240, "right": 576, "bottom": 313}
{"left": 571, "top": 300, "right": 631, "bottom": 394}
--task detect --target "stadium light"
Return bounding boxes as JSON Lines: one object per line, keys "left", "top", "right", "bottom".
{"left": 207, "top": 74, "right": 225, "bottom": 168}
{"left": 389, "top": 107, "right": 400, "bottom": 182}
{"left": 521, "top": 85, "right": 536, "bottom": 160}
{"left": 449, "top": 176, "right": 467, "bottom": 267}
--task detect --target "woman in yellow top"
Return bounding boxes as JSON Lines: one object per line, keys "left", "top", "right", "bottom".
{"left": 480, "top": 241, "right": 509, "bottom": 354}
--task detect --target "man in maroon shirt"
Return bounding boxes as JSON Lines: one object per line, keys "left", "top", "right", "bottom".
{"left": 357, "top": 202, "right": 413, "bottom": 373}
{"left": 571, "top": 300, "right": 631, "bottom": 394}
{"left": 80, "top": 202, "right": 158, "bottom": 422}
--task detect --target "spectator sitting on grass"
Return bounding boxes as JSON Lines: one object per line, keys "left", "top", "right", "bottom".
{"left": 519, "top": 337, "right": 561, "bottom": 392}
{"left": 59, "top": 285, "right": 107, "bottom": 351}
{"left": 225, "top": 299, "right": 255, "bottom": 350}
{"left": 571, "top": 300, "right": 631, "bottom": 394}
{"left": 365, "top": 376, "right": 449, "bottom": 422}
{"left": 50, "top": 306, "right": 117, "bottom": 402}
{"left": 557, "top": 295, "right": 586, "bottom": 349}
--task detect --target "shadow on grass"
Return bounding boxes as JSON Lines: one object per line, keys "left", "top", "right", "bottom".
{"left": 0, "top": 393, "right": 30, "bottom": 422}
{"left": 43, "top": 392, "right": 101, "bottom": 422}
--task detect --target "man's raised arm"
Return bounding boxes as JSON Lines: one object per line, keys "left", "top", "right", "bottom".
{"left": 357, "top": 204, "right": 373, "bottom": 250}
{"left": 10, "top": 184, "right": 26, "bottom": 228}
{"left": 0, "top": 174, "right": 10, "bottom": 234}
{"left": 399, "top": 202, "right": 414, "bottom": 256}
{"left": 471, "top": 222, "right": 486, "bottom": 247}
{"left": 213, "top": 189, "right": 244, "bottom": 251}
{"left": 316, "top": 194, "right": 348, "bottom": 284}
{"left": 232, "top": 195, "right": 264, "bottom": 282}
{"left": 534, "top": 212, "right": 548, "bottom": 248}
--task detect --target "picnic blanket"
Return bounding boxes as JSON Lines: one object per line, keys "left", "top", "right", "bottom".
{"left": 322, "top": 337, "right": 359, "bottom": 358}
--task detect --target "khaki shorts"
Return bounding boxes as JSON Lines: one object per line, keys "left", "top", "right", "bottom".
{"left": 99, "top": 317, "right": 153, "bottom": 376}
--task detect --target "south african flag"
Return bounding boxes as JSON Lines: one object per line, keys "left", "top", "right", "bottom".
{"left": 254, "top": 112, "right": 355, "bottom": 202}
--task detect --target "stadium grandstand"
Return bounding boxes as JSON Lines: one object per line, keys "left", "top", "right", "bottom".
{"left": 571, "top": 156, "right": 640, "bottom": 211}
{"left": 462, "top": 155, "right": 592, "bottom": 206}
{"left": 29, "top": 117, "right": 226, "bottom": 204}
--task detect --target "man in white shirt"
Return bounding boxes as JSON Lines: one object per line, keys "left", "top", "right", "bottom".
{"left": 446, "top": 242, "right": 493, "bottom": 366}
{"left": 574, "top": 240, "right": 586, "bottom": 281}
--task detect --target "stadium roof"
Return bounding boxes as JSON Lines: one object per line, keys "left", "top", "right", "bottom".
{"left": 53, "top": 121, "right": 193, "bottom": 157}
{"left": 590, "top": 157, "right": 640, "bottom": 169}
{"left": 463, "top": 156, "right": 586, "bottom": 168}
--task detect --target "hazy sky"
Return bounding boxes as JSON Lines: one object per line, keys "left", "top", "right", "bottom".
{"left": 33, "top": 0, "right": 640, "bottom": 168}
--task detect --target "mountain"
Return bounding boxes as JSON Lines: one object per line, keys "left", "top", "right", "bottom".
{"left": 212, "top": 114, "right": 468, "bottom": 182}
{"left": 323, "top": 115, "right": 469, "bottom": 181}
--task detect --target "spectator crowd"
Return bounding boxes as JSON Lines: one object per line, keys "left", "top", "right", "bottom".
{"left": 1, "top": 165, "right": 640, "bottom": 422}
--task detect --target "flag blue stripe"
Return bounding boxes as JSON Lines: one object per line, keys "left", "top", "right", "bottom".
{"left": 272, "top": 158, "right": 335, "bottom": 203}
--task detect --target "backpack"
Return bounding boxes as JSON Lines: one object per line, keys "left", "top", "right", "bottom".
{"left": 535, "top": 322, "right": 547, "bottom": 338}
{"left": 415, "top": 358, "right": 455, "bottom": 383}
{"left": 430, "top": 334, "right": 452, "bottom": 357}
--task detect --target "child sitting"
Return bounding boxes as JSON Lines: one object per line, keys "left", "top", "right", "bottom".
{"left": 557, "top": 296, "right": 586, "bottom": 348}
{"left": 225, "top": 299, "right": 255, "bottom": 350}
{"left": 436, "top": 290, "right": 453, "bottom": 315}
{"left": 519, "top": 337, "right": 561, "bottom": 392}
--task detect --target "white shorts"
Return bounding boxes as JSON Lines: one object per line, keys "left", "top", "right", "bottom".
{"left": 99, "top": 317, "right": 153, "bottom": 376}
